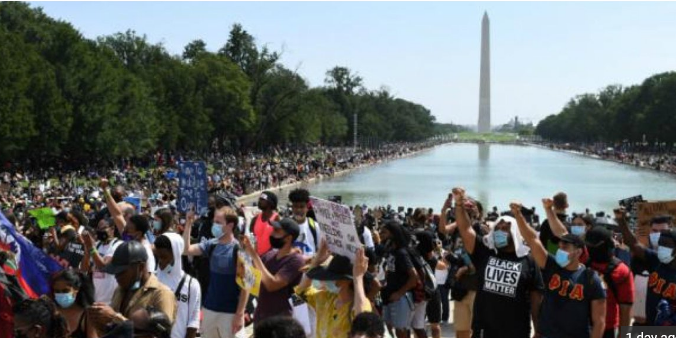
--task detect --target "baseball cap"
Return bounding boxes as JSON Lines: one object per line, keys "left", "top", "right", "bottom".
{"left": 560, "top": 233, "right": 586, "bottom": 248}
{"left": 271, "top": 218, "right": 300, "bottom": 241}
{"left": 103, "top": 241, "right": 148, "bottom": 275}
{"left": 584, "top": 226, "right": 612, "bottom": 248}
{"left": 259, "top": 191, "right": 278, "bottom": 208}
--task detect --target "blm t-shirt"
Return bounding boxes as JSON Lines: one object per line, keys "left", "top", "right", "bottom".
{"left": 644, "top": 248, "right": 676, "bottom": 325}
{"left": 538, "top": 255, "right": 606, "bottom": 338}
{"left": 382, "top": 247, "right": 414, "bottom": 304}
{"left": 471, "top": 236, "right": 544, "bottom": 338}
{"left": 59, "top": 242, "right": 85, "bottom": 269}
{"left": 254, "top": 250, "right": 305, "bottom": 322}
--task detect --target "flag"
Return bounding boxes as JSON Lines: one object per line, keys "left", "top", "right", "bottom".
{"left": 0, "top": 213, "right": 63, "bottom": 297}
{"left": 123, "top": 197, "right": 141, "bottom": 213}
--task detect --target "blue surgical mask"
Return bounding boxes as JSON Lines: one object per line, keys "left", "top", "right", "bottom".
{"left": 555, "top": 248, "right": 571, "bottom": 268}
{"left": 54, "top": 292, "right": 76, "bottom": 308}
{"left": 658, "top": 246, "right": 674, "bottom": 264}
{"left": 494, "top": 230, "right": 509, "bottom": 249}
{"left": 324, "top": 281, "right": 340, "bottom": 294}
{"left": 650, "top": 233, "right": 661, "bottom": 249}
{"left": 211, "top": 223, "right": 224, "bottom": 238}
{"left": 571, "top": 226, "right": 586, "bottom": 236}
{"left": 152, "top": 220, "right": 163, "bottom": 231}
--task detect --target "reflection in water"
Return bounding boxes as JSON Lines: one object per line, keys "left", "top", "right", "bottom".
{"left": 478, "top": 144, "right": 490, "bottom": 163}
{"left": 477, "top": 144, "right": 491, "bottom": 205}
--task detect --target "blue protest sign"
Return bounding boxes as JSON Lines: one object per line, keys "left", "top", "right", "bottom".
{"left": 177, "top": 161, "right": 208, "bottom": 215}
{"left": 123, "top": 197, "right": 142, "bottom": 213}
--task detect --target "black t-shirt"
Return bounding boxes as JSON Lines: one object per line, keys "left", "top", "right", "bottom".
{"left": 382, "top": 247, "right": 414, "bottom": 304}
{"left": 539, "top": 213, "right": 568, "bottom": 255}
{"left": 471, "top": 236, "right": 544, "bottom": 338}
{"left": 59, "top": 242, "right": 85, "bottom": 269}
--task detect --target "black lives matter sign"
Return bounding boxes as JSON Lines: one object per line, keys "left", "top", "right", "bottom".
{"left": 483, "top": 257, "right": 521, "bottom": 297}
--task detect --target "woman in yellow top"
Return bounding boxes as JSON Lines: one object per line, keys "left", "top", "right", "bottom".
{"left": 295, "top": 239, "right": 371, "bottom": 338}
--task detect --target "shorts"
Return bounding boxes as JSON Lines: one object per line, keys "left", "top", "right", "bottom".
{"left": 453, "top": 290, "right": 476, "bottom": 332}
{"left": 411, "top": 301, "right": 427, "bottom": 330}
{"left": 383, "top": 293, "right": 414, "bottom": 330}
{"left": 426, "top": 289, "right": 442, "bottom": 323}
{"left": 202, "top": 308, "right": 241, "bottom": 338}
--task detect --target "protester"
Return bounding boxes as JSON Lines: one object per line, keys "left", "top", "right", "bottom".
{"left": 249, "top": 191, "right": 280, "bottom": 256}
{"left": 152, "top": 209, "right": 174, "bottom": 236}
{"left": 253, "top": 316, "right": 307, "bottom": 338}
{"left": 155, "top": 233, "right": 201, "bottom": 338}
{"left": 349, "top": 312, "right": 385, "bottom": 338}
{"left": 129, "top": 306, "right": 173, "bottom": 338}
{"left": 13, "top": 296, "right": 69, "bottom": 338}
{"left": 85, "top": 218, "right": 122, "bottom": 304}
{"left": 181, "top": 206, "right": 250, "bottom": 338}
{"left": 288, "top": 188, "right": 321, "bottom": 259}
{"left": 50, "top": 269, "right": 94, "bottom": 338}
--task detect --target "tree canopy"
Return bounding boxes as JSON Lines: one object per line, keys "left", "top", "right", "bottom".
{"left": 0, "top": 2, "right": 447, "bottom": 163}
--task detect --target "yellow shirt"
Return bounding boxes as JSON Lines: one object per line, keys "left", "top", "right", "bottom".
{"left": 295, "top": 285, "right": 372, "bottom": 338}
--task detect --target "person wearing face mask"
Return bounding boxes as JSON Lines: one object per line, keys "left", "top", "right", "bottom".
{"left": 240, "top": 218, "right": 305, "bottom": 324}
{"left": 288, "top": 189, "right": 321, "bottom": 261}
{"left": 452, "top": 188, "right": 544, "bottom": 338}
{"left": 85, "top": 218, "right": 122, "bottom": 305}
{"left": 155, "top": 233, "right": 201, "bottom": 338}
{"left": 152, "top": 209, "right": 174, "bottom": 236}
{"left": 87, "top": 241, "right": 176, "bottom": 337}
{"left": 13, "top": 296, "right": 69, "bottom": 338}
{"left": 585, "top": 226, "right": 634, "bottom": 338}
{"left": 513, "top": 202, "right": 607, "bottom": 338}
{"left": 249, "top": 191, "right": 280, "bottom": 255}
{"left": 181, "top": 206, "right": 250, "bottom": 338}
{"left": 542, "top": 199, "right": 595, "bottom": 270}
{"left": 617, "top": 209, "right": 676, "bottom": 326}
{"left": 50, "top": 269, "right": 94, "bottom": 338}
{"left": 295, "top": 239, "right": 370, "bottom": 338}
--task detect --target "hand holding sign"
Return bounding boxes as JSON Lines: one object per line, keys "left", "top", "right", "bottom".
{"left": 309, "top": 197, "right": 363, "bottom": 262}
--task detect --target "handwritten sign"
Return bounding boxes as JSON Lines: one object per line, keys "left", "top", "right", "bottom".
{"left": 637, "top": 201, "right": 676, "bottom": 245}
{"left": 177, "top": 161, "right": 208, "bottom": 215}
{"left": 310, "top": 197, "right": 361, "bottom": 262}
{"left": 236, "top": 249, "right": 262, "bottom": 296}
{"left": 28, "top": 208, "right": 56, "bottom": 229}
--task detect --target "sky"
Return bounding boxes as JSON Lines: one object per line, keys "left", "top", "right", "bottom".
{"left": 30, "top": 1, "right": 676, "bottom": 127}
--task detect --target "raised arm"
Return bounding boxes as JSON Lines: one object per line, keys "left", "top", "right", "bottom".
{"left": 542, "top": 198, "right": 568, "bottom": 238}
{"left": 240, "top": 235, "right": 290, "bottom": 292}
{"left": 452, "top": 188, "right": 476, "bottom": 254}
{"left": 352, "top": 247, "right": 370, "bottom": 316}
{"left": 615, "top": 208, "right": 646, "bottom": 260}
{"left": 511, "top": 202, "right": 547, "bottom": 268}
{"left": 438, "top": 196, "right": 455, "bottom": 235}
{"left": 182, "top": 209, "right": 203, "bottom": 256}
{"left": 100, "top": 179, "right": 125, "bottom": 236}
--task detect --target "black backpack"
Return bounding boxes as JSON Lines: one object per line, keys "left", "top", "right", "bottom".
{"left": 406, "top": 246, "right": 437, "bottom": 301}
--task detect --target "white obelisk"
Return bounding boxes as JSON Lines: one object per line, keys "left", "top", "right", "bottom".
{"left": 478, "top": 12, "right": 491, "bottom": 133}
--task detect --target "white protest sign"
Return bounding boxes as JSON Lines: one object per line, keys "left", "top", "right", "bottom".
{"left": 310, "top": 197, "right": 361, "bottom": 262}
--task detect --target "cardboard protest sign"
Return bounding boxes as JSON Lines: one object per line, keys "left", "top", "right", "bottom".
{"left": 236, "top": 250, "right": 262, "bottom": 296}
{"left": 309, "top": 197, "right": 362, "bottom": 262}
{"left": 619, "top": 195, "right": 644, "bottom": 213}
{"left": 177, "top": 161, "right": 208, "bottom": 215}
{"left": 637, "top": 200, "right": 676, "bottom": 245}
{"left": 28, "top": 208, "right": 56, "bottom": 229}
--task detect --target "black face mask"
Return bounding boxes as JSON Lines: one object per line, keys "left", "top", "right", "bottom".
{"left": 96, "top": 230, "right": 109, "bottom": 242}
{"left": 269, "top": 235, "right": 287, "bottom": 249}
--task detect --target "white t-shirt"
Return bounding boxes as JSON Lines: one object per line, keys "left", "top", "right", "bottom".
{"left": 171, "top": 275, "right": 202, "bottom": 338}
{"left": 362, "top": 227, "right": 374, "bottom": 249}
{"left": 142, "top": 239, "right": 156, "bottom": 272}
{"left": 295, "top": 218, "right": 322, "bottom": 255}
{"left": 93, "top": 239, "right": 122, "bottom": 304}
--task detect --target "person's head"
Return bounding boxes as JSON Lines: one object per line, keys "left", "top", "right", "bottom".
{"left": 656, "top": 229, "right": 676, "bottom": 266}
{"left": 111, "top": 186, "right": 126, "bottom": 203}
{"left": 125, "top": 214, "right": 150, "bottom": 241}
{"left": 555, "top": 234, "right": 585, "bottom": 269}
{"left": 649, "top": 215, "right": 673, "bottom": 249}
{"left": 253, "top": 316, "right": 307, "bottom": 338}
{"left": 104, "top": 240, "right": 149, "bottom": 291}
{"left": 130, "top": 306, "right": 171, "bottom": 338}
{"left": 570, "top": 213, "right": 595, "bottom": 237}
{"left": 306, "top": 254, "right": 354, "bottom": 294}
{"left": 553, "top": 192, "right": 568, "bottom": 212}
{"left": 154, "top": 235, "right": 174, "bottom": 274}
{"left": 492, "top": 216, "right": 516, "bottom": 252}
{"left": 212, "top": 206, "right": 239, "bottom": 239}
{"left": 50, "top": 269, "right": 94, "bottom": 309}
{"left": 55, "top": 212, "right": 68, "bottom": 229}
{"left": 96, "top": 218, "right": 116, "bottom": 242}
{"left": 258, "top": 191, "right": 278, "bottom": 212}
{"left": 349, "top": 312, "right": 384, "bottom": 338}
{"left": 121, "top": 204, "right": 136, "bottom": 225}
{"left": 288, "top": 189, "right": 310, "bottom": 223}
{"left": 152, "top": 209, "right": 173, "bottom": 234}
{"left": 380, "top": 220, "right": 410, "bottom": 249}
{"left": 585, "top": 226, "right": 615, "bottom": 263}
{"left": 13, "top": 296, "right": 68, "bottom": 338}
{"left": 412, "top": 208, "right": 427, "bottom": 226}
{"left": 414, "top": 230, "right": 435, "bottom": 257}
{"left": 58, "top": 226, "right": 77, "bottom": 244}
{"left": 270, "top": 218, "right": 300, "bottom": 250}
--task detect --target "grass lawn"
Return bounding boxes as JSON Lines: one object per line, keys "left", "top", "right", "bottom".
{"left": 454, "top": 132, "right": 519, "bottom": 143}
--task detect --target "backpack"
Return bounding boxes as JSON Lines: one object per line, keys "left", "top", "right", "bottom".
{"left": 406, "top": 246, "right": 437, "bottom": 302}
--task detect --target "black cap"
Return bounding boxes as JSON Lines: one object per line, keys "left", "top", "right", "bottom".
{"left": 271, "top": 218, "right": 300, "bottom": 241}
{"left": 560, "top": 233, "right": 586, "bottom": 248}
{"left": 259, "top": 191, "right": 278, "bottom": 209}
{"left": 103, "top": 240, "right": 148, "bottom": 275}
{"left": 306, "top": 254, "right": 353, "bottom": 281}
{"left": 585, "top": 226, "right": 613, "bottom": 248}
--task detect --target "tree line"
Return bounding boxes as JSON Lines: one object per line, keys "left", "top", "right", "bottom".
{"left": 536, "top": 71, "right": 676, "bottom": 145}
{"left": 0, "top": 2, "right": 459, "bottom": 164}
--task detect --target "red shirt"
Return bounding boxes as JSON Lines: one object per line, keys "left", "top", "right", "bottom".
{"left": 253, "top": 212, "right": 279, "bottom": 256}
{"left": 590, "top": 260, "right": 635, "bottom": 329}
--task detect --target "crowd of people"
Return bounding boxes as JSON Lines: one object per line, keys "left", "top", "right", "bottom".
{"left": 3, "top": 171, "right": 676, "bottom": 338}
{"left": 537, "top": 142, "right": 676, "bottom": 175}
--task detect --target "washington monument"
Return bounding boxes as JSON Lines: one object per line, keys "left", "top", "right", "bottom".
{"left": 478, "top": 11, "right": 491, "bottom": 133}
